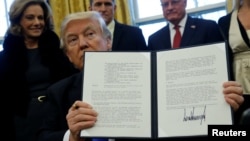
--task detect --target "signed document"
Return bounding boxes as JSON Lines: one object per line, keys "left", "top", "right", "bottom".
{"left": 80, "top": 42, "right": 232, "bottom": 139}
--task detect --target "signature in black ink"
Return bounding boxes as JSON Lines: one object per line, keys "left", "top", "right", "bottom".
{"left": 183, "top": 105, "right": 206, "bottom": 125}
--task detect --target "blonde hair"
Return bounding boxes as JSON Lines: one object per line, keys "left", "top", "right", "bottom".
{"left": 234, "top": 0, "right": 243, "bottom": 10}
{"left": 60, "top": 11, "right": 111, "bottom": 51}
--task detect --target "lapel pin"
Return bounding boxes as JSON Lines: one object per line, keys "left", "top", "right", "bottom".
{"left": 191, "top": 25, "right": 196, "bottom": 29}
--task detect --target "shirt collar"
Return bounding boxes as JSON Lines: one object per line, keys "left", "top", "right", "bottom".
{"left": 107, "top": 20, "right": 115, "bottom": 42}
{"left": 169, "top": 13, "right": 187, "bottom": 29}
{"left": 107, "top": 20, "right": 115, "bottom": 33}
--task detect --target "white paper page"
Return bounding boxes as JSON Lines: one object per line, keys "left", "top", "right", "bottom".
{"left": 81, "top": 52, "right": 152, "bottom": 138}
{"left": 156, "top": 42, "right": 232, "bottom": 137}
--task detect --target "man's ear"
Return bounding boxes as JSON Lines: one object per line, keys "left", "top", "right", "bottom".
{"left": 107, "top": 37, "right": 112, "bottom": 51}
{"left": 88, "top": 6, "right": 92, "bottom": 11}
{"left": 184, "top": 0, "right": 187, "bottom": 6}
{"left": 114, "top": 4, "right": 117, "bottom": 12}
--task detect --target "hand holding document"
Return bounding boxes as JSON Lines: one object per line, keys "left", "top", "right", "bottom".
{"left": 81, "top": 42, "right": 232, "bottom": 139}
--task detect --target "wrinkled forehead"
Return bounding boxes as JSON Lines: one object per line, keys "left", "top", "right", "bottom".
{"left": 160, "top": 0, "right": 186, "bottom": 4}
{"left": 92, "top": 0, "right": 114, "bottom": 4}
{"left": 64, "top": 18, "right": 102, "bottom": 37}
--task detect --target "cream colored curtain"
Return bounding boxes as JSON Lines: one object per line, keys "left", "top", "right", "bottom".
{"left": 226, "top": 0, "right": 234, "bottom": 13}
{"left": 114, "top": 0, "right": 131, "bottom": 25}
{"left": 49, "top": 0, "right": 131, "bottom": 36}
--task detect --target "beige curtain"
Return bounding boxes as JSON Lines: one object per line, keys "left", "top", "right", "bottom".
{"left": 114, "top": 0, "right": 131, "bottom": 25}
{"left": 226, "top": 0, "right": 234, "bottom": 13}
{"left": 49, "top": 0, "right": 131, "bottom": 36}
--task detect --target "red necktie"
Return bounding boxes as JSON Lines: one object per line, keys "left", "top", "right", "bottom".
{"left": 173, "top": 25, "right": 181, "bottom": 48}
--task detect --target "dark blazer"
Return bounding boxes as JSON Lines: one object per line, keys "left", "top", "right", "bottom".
{"left": 37, "top": 72, "right": 91, "bottom": 141}
{"left": 218, "top": 12, "right": 235, "bottom": 80}
{"left": 0, "top": 30, "right": 77, "bottom": 141}
{"left": 148, "top": 16, "right": 224, "bottom": 50}
{"left": 0, "top": 30, "right": 77, "bottom": 116}
{"left": 218, "top": 13, "right": 232, "bottom": 42}
{"left": 112, "top": 20, "right": 148, "bottom": 51}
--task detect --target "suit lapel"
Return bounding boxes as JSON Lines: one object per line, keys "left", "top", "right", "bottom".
{"left": 69, "top": 73, "right": 83, "bottom": 104}
{"left": 181, "top": 16, "right": 196, "bottom": 47}
{"left": 165, "top": 25, "right": 172, "bottom": 49}
{"left": 112, "top": 21, "right": 123, "bottom": 50}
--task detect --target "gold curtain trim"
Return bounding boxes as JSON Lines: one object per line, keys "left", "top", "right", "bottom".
{"left": 226, "top": 0, "right": 233, "bottom": 13}
{"left": 49, "top": 0, "right": 131, "bottom": 36}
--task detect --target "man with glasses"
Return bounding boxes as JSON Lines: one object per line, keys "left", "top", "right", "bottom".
{"left": 89, "top": 0, "right": 148, "bottom": 51}
{"left": 148, "top": 0, "right": 224, "bottom": 50}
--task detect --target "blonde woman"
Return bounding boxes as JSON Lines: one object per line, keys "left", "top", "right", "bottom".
{"left": 218, "top": 0, "right": 250, "bottom": 124}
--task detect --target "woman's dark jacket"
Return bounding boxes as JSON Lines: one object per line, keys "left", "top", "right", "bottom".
{"left": 0, "top": 30, "right": 77, "bottom": 139}
{"left": 218, "top": 12, "right": 235, "bottom": 81}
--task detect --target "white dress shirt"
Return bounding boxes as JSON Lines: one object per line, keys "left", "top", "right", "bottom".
{"left": 169, "top": 14, "right": 187, "bottom": 48}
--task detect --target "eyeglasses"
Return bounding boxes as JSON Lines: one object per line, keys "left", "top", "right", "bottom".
{"left": 161, "top": 0, "right": 181, "bottom": 8}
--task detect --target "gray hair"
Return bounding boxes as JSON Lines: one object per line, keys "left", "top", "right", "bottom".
{"left": 7, "top": 0, "right": 53, "bottom": 36}
{"left": 89, "top": 0, "right": 115, "bottom": 5}
{"left": 60, "top": 11, "right": 111, "bottom": 51}
{"left": 234, "top": 0, "right": 243, "bottom": 10}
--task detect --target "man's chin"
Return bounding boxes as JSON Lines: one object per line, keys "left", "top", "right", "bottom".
{"left": 167, "top": 17, "right": 180, "bottom": 23}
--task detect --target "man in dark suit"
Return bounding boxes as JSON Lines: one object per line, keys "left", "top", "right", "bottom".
{"left": 89, "top": 0, "right": 148, "bottom": 51}
{"left": 37, "top": 11, "right": 111, "bottom": 141}
{"left": 148, "top": 0, "right": 224, "bottom": 50}
{"left": 36, "top": 10, "right": 245, "bottom": 141}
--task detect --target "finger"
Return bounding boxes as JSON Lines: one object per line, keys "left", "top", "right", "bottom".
{"left": 224, "top": 96, "right": 239, "bottom": 111}
{"left": 67, "top": 113, "right": 97, "bottom": 133}
{"left": 67, "top": 107, "right": 97, "bottom": 122}
{"left": 74, "top": 114, "right": 97, "bottom": 122}
{"left": 67, "top": 106, "right": 97, "bottom": 123}
{"left": 76, "top": 120, "right": 96, "bottom": 129}
{"left": 69, "top": 119, "right": 96, "bottom": 133}
{"left": 223, "top": 85, "right": 243, "bottom": 96}
{"left": 225, "top": 93, "right": 244, "bottom": 106}
{"left": 224, "top": 93, "right": 244, "bottom": 111}
{"left": 67, "top": 113, "right": 97, "bottom": 124}
{"left": 69, "top": 101, "right": 93, "bottom": 112}
{"left": 72, "top": 102, "right": 78, "bottom": 109}
{"left": 223, "top": 81, "right": 241, "bottom": 88}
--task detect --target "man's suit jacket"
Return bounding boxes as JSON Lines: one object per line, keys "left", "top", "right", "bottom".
{"left": 112, "top": 21, "right": 148, "bottom": 51}
{"left": 148, "top": 16, "right": 224, "bottom": 50}
{"left": 37, "top": 72, "right": 92, "bottom": 141}
{"left": 37, "top": 72, "right": 209, "bottom": 141}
